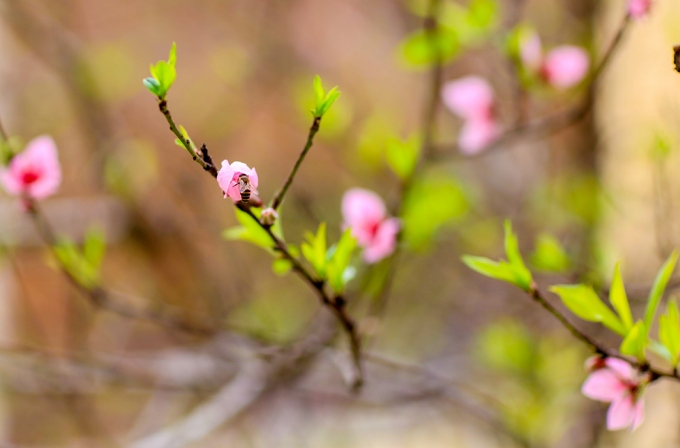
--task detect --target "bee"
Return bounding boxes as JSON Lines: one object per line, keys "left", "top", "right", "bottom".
{"left": 237, "top": 173, "right": 254, "bottom": 203}
{"left": 674, "top": 45, "right": 680, "bottom": 73}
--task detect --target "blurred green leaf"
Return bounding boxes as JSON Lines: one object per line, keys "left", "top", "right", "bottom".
{"left": 272, "top": 258, "right": 293, "bottom": 276}
{"left": 477, "top": 320, "right": 535, "bottom": 374}
{"left": 651, "top": 133, "right": 673, "bottom": 160}
{"left": 52, "top": 238, "right": 100, "bottom": 289}
{"left": 503, "top": 221, "right": 532, "bottom": 291}
{"left": 466, "top": 0, "right": 497, "bottom": 30}
{"left": 660, "top": 299, "right": 680, "bottom": 366}
{"left": 385, "top": 134, "right": 421, "bottom": 180}
{"left": 609, "top": 262, "right": 633, "bottom": 331}
{"left": 402, "top": 175, "right": 468, "bottom": 250}
{"left": 82, "top": 226, "right": 106, "bottom": 270}
{"left": 530, "top": 233, "right": 571, "bottom": 273}
{"left": 326, "top": 229, "right": 357, "bottom": 294}
{"left": 550, "top": 285, "right": 626, "bottom": 336}
{"left": 398, "top": 28, "right": 459, "bottom": 68}
{"left": 620, "top": 320, "right": 647, "bottom": 362}
{"left": 462, "top": 256, "right": 518, "bottom": 284}
{"left": 643, "top": 250, "right": 679, "bottom": 332}
{"left": 222, "top": 208, "right": 275, "bottom": 253}
{"left": 301, "top": 223, "right": 327, "bottom": 278}
{"left": 144, "top": 42, "right": 177, "bottom": 98}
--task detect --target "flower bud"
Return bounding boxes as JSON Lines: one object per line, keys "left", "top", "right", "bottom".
{"left": 260, "top": 207, "right": 278, "bottom": 226}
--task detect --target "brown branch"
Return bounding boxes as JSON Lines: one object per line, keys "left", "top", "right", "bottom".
{"left": 271, "top": 116, "right": 321, "bottom": 210}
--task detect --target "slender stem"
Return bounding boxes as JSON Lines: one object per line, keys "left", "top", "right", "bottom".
{"left": 157, "top": 98, "right": 218, "bottom": 177}
{"left": 271, "top": 116, "right": 321, "bottom": 210}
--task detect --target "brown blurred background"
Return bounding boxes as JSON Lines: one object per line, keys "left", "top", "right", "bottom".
{"left": 0, "top": 0, "right": 679, "bottom": 446}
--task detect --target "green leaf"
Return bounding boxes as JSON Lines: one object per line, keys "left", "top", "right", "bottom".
{"left": 620, "top": 320, "right": 647, "bottom": 362}
{"left": 320, "top": 87, "right": 341, "bottom": 116}
{"left": 52, "top": 238, "right": 99, "bottom": 289}
{"left": 550, "top": 284, "right": 627, "bottom": 336}
{"left": 660, "top": 299, "right": 680, "bottom": 365}
{"left": 302, "top": 223, "right": 327, "bottom": 278}
{"left": 82, "top": 226, "right": 106, "bottom": 270}
{"left": 313, "top": 75, "right": 325, "bottom": 112}
{"left": 462, "top": 256, "right": 518, "bottom": 285}
{"left": 530, "top": 233, "right": 571, "bottom": 273}
{"left": 385, "top": 134, "right": 421, "bottom": 180}
{"left": 609, "top": 262, "right": 633, "bottom": 331}
{"left": 222, "top": 208, "right": 275, "bottom": 252}
{"left": 466, "top": 0, "right": 498, "bottom": 30}
{"left": 643, "top": 250, "right": 679, "bottom": 331}
{"left": 146, "top": 42, "right": 177, "bottom": 98}
{"left": 327, "top": 229, "right": 358, "bottom": 294}
{"left": 401, "top": 175, "right": 468, "bottom": 250}
{"left": 272, "top": 258, "right": 293, "bottom": 276}
{"left": 398, "top": 27, "right": 460, "bottom": 68}
{"left": 503, "top": 221, "right": 532, "bottom": 291}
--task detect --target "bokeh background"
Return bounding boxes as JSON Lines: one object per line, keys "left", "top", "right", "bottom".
{"left": 0, "top": 0, "right": 680, "bottom": 446}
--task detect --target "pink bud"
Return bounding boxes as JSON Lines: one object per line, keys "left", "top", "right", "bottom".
{"left": 520, "top": 32, "right": 543, "bottom": 71}
{"left": 441, "top": 76, "right": 495, "bottom": 122}
{"left": 541, "top": 46, "right": 590, "bottom": 89}
{"left": 217, "top": 160, "right": 259, "bottom": 203}
{"left": 260, "top": 207, "right": 278, "bottom": 226}
{"left": 341, "top": 188, "right": 399, "bottom": 263}
{"left": 628, "top": 0, "right": 652, "bottom": 19}
{"left": 0, "top": 135, "right": 61, "bottom": 200}
{"left": 458, "top": 118, "right": 501, "bottom": 155}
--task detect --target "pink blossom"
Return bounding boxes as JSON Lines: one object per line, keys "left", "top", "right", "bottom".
{"left": 581, "top": 357, "right": 647, "bottom": 431}
{"left": 628, "top": 0, "right": 652, "bottom": 19}
{"left": 541, "top": 46, "right": 590, "bottom": 89}
{"left": 520, "top": 33, "right": 543, "bottom": 71}
{"left": 441, "top": 76, "right": 495, "bottom": 122}
{"left": 0, "top": 135, "right": 61, "bottom": 200}
{"left": 217, "top": 160, "right": 259, "bottom": 203}
{"left": 341, "top": 188, "right": 399, "bottom": 263}
{"left": 458, "top": 119, "right": 501, "bottom": 155}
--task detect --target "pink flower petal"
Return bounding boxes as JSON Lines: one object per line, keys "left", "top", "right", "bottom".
{"left": 249, "top": 167, "right": 259, "bottom": 190}
{"left": 607, "top": 395, "right": 636, "bottom": 431}
{"left": 458, "top": 118, "right": 500, "bottom": 155}
{"left": 631, "top": 398, "right": 645, "bottom": 430}
{"left": 605, "top": 358, "right": 635, "bottom": 381}
{"left": 341, "top": 188, "right": 386, "bottom": 233}
{"left": 0, "top": 135, "right": 61, "bottom": 200}
{"left": 628, "top": 0, "right": 652, "bottom": 19}
{"left": 582, "top": 369, "right": 627, "bottom": 402}
{"left": 441, "top": 76, "right": 495, "bottom": 121}
{"left": 542, "top": 46, "right": 590, "bottom": 89}
{"left": 362, "top": 217, "right": 400, "bottom": 263}
{"left": 217, "top": 160, "right": 235, "bottom": 198}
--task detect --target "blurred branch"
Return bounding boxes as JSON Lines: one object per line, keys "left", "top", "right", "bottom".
{"left": 23, "top": 199, "right": 219, "bottom": 337}
{"left": 271, "top": 116, "right": 321, "bottom": 210}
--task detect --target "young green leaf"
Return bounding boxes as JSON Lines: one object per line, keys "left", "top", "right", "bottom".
{"left": 503, "top": 220, "right": 532, "bottom": 291}
{"left": 222, "top": 208, "right": 275, "bottom": 252}
{"left": 311, "top": 76, "right": 341, "bottom": 117}
{"left": 320, "top": 87, "right": 341, "bottom": 116}
{"left": 610, "top": 262, "right": 633, "bottom": 331}
{"left": 530, "top": 233, "right": 571, "bottom": 273}
{"left": 620, "top": 320, "right": 647, "bottom": 362}
{"left": 643, "top": 250, "right": 679, "bottom": 331}
{"left": 462, "top": 256, "right": 518, "bottom": 285}
{"left": 82, "top": 226, "right": 106, "bottom": 270}
{"left": 272, "top": 258, "right": 293, "bottom": 276}
{"left": 659, "top": 299, "right": 680, "bottom": 366}
{"left": 301, "top": 223, "right": 327, "bottom": 278}
{"left": 385, "top": 134, "right": 421, "bottom": 181}
{"left": 313, "top": 75, "right": 325, "bottom": 112}
{"left": 550, "top": 284, "right": 627, "bottom": 336}
{"left": 144, "top": 42, "right": 178, "bottom": 98}
{"left": 398, "top": 28, "right": 460, "bottom": 68}
{"left": 326, "top": 229, "right": 357, "bottom": 294}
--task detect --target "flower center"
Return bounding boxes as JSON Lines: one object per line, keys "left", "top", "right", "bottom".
{"left": 21, "top": 170, "right": 40, "bottom": 185}
{"left": 368, "top": 221, "right": 381, "bottom": 239}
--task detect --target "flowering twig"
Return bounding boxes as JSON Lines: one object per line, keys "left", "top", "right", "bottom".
{"left": 155, "top": 101, "right": 363, "bottom": 388}
{"left": 270, "top": 116, "right": 321, "bottom": 211}
{"left": 527, "top": 284, "right": 680, "bottom": 383}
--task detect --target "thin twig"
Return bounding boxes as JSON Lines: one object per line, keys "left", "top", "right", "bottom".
{"left": 271, "top": 116, "right": 321, "bottom": 210}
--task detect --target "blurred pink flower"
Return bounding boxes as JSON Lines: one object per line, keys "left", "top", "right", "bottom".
{"left": 628, "top": 0, "right": 652, "bottom": 19}
{"left": 520, "top": 33, "right": 543, "bottom": 71}
{"left": 581, "top": 357, "right": 646, "bottom": 431}
{"left": 441, "top": 77, "right": 501, "bottom": 154}
{"left": 0, "top": 135, "right": 61, "bottom": 200}
{"left": 541, "top": 46, "right": 590, "bottom": 89}
{"left": 217, "top": 160, "right": 259, "bottom": 202}
{"left": 441, "top": 76, "right": 495, "bottom": 121}
{"left": 458, "top": 119, "right": 501, "bottom": 155}
{"left": 341, "top": 188, "right": 399, "bottom": 263}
